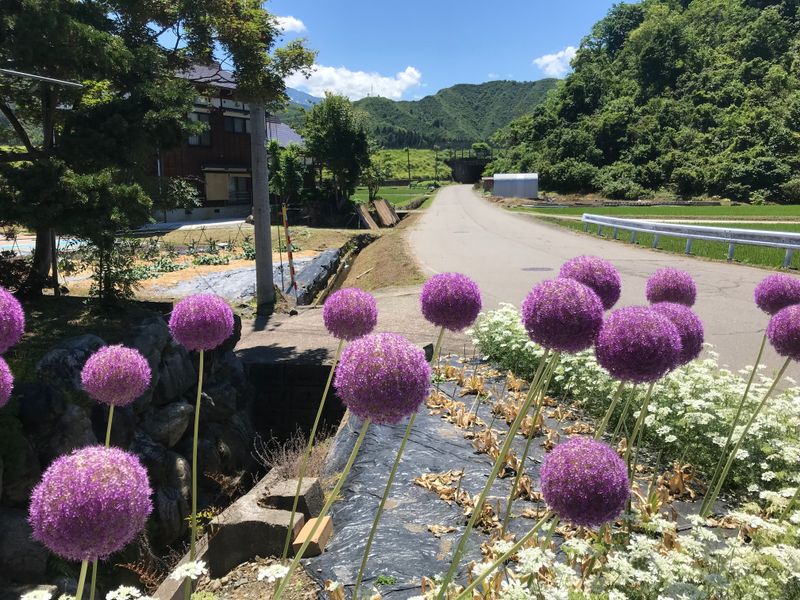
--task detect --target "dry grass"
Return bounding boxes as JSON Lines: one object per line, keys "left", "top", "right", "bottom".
{"left": 151, "top": 225, "right": 357, "bottom": 253}
{"left": 252, "top": 429, "right": 332, "bottom": 481}
{"left": 341, "top": 214, "right": 424, "bottom": 291}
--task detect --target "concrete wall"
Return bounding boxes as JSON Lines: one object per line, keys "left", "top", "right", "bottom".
{"left": 154, "top": 205, "right": 251, "bottom": 223}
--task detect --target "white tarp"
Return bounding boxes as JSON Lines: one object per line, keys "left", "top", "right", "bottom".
{"left": 493, "top": 173, "right": 538, "bottom": 199}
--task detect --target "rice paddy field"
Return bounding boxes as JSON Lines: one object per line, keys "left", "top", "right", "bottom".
{"left": 518, "top": 204, "right": 800, "bottom": 220}
{"left": 536, "top": 216, "right": 800, "bottom": 270}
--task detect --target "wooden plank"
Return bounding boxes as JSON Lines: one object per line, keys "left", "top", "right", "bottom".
{"left": 373, "top": 199, "right": 396, "bottom": 227}
{"left": 356, "top": 204, "right": 380, "bottom": 230}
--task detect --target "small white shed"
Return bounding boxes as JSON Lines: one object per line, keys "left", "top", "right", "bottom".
{"left": 493, "top": 173, "right": 538, "bottom": 199}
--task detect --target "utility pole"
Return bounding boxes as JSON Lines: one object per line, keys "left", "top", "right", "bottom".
{"left": 406, "top": 147, "right": 411, "bottom": 183}
{"left": 251, "top": 103, "right": 275, "bottom": 310}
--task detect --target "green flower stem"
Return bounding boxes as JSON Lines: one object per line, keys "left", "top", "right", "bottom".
{"left": 611, "top": 385, "right": 638, "bottom": 443}
{"left": 436, "top": 351, "right": 558, "bottom": 600}
{"left": 89, "top": 560, "right": 98, "bottom": 600}
{"left": 282, "top": 338, "right": 345, "bottom": 560}
{"left": 185, "top": 349, "right": 204, "bottom": 600}
{"left": 594, "top": 381, "right": 626, "bottom": 440}
{"left": 274, "top": 418, "right": 372, "bottom": 600}
{"left": 700, "top": 332, "right": 767, "bottom": 516}
{"left": 781, "top": 486, "right": 800, "bottom": 521}
{"left": 104, "top": 404, "right": 115, "bottom": 447}
{"left": 541, "top": 515, "right": 560, "bottom": 546}
{"left": 75, "top": 560, "right": 89, "bottom": 600}
{"left": 454, "top": 512, "right": 552, "bottom": 600}
{"left": 352, "top": 327, "right": 445, "bottom": 600}
{"left": 625, "top": 382, "right": 656, "bottom": 470}
{"left": 500, "top": 353, "right": 560, "bottom": 535}
{"left": 701, "top": 357, "right": 791, "bottom": 518}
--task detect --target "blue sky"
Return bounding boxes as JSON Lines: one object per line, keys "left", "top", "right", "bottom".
{"left": 270, "top": 0, "right": 621, "bottom": 101}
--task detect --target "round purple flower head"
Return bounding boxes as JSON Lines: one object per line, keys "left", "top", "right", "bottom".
{"left": 755, "top": 274, "right": 800, "bottom": 315}
{"left": 334, "top": 332, "right": 431, "bottom": 425}
{"left": 323, "top": 288, "right": 378, "bottom": 341}
{"left": 169, "top": 294, "right": 234, "bottom": 351}
{"left": 0, "top": 286, "right": 25, "bottom": 354}
{"left": 540, "top": 437, "right": 629, "bottom": 528}
{"left": 0, "top": 356, "right": 13, "bottom": 408}
{"left": 595, "top": 306, "right": 681, "bottom": 383}
{"left": 420, "top": 273, "right": 482, "bottom": 331}
{"left": 521, "top": 279, "right": 604, "bottom": 353}
{"left": 646, "top": 268, "right": 696, "bottom": 306}
{"left": 767, "top": 304, "right": 800, "bottom": 361}
{"left": 81, "top": 345, "right": 152, "bottom": 407}
{"left": 559, "top": 255, "right": 621, "bottom": 310}
{"left": 28, "top": 445, "right": 153, "bottom": 561}
{"left": 651, "top": 302, "right": 705, "bottom": 366}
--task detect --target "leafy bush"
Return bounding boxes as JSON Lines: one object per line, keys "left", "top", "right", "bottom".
{"left": 469, "top": 304, "right": 800, "bottom": 496}
{"left": 192, "top": 253, "right": 229, "bottom": 266}
{"left": 542, "top": 160, "right": 599, "bottom": 193}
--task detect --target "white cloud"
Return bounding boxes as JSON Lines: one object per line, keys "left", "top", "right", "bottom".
{"left": 275, "top": 16, "right": 306, "bottom": 33}
{"left": 286, "top": 64, "right": 422, "bottom": 100}
{"left": 532, "top": 46, "right": 577, "bottom": 78}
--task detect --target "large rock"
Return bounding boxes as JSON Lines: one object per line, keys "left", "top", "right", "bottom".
{"left": 124, "top": 316, "right": 171, "bottom": 410}
{"left": 199, "top": 381, "right": 238, "bottom": 422}
{"left": 2, "top": 438, "right": 41, "bottom": 506}
{"left": 142, "top": 402, "right": 194, "bottom": 448}
{"left": 91, "top": 404, "right": 136, "bottom": 449}
{"left": 155, "top": 342, "right": 196, "bottom": 405}
{"left": 130, "top": 431, "right": 169, "bottom": 485}
{"left": 153, "top": 486, "right": 190, "bottom": 546}
{"left": 16, "top": 382, "right": 67, "bottom": 428}
{"left": 37, "top": 404, "right": 96, "bottom": 465}
{"left": 0, "top": 509, "right": 48, "bottom": 582}
{"left": 35, "top": 334, "right": 105, "bottom": 393}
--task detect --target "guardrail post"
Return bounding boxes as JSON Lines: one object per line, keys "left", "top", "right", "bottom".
{"left": 630, "top": 231, "right": 637, "bottom": 244}
{"left": 727, "top": 243, "right": 735, "bottom": 261}
{"left": 685, "top": 238, "right": 693, "bottom": 255}
{"left": 784, "top": 249, "right": 794, "bottom": 268}
{"left": 597, "top": 225, "right": 603, "bottom": 237}
{"left": 583, "top": 222, "right": 588, "bottom": 233}
{"left": 612, "top": 227, "right": 618, "bottom": 240}
{"left": 652, "top": 234, "right": 660, "bottom": 249}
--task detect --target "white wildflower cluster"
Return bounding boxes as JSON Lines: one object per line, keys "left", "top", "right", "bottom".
{"left": 169, "top": 560, "right": 208, "bottom": 581}
{"left": 105, "top": 587, "right": 155, "bottom": 600}
{"left": 20, "top": 592, "right": 53, "bottom": 600}
{"left": 471, "top": 305, "right": 800, "bottom": 496}
{"left": 257, "top": 563, "right": 290, "bottom": 583}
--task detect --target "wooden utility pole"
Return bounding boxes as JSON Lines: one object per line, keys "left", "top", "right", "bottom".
{"left": 406, "top": 147, "right": 411, "bottom": 183}
{"left": 251, "top": 103, "right": 275, "bottom": 310}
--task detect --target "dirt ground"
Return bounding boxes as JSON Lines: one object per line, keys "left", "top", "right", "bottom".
{"left": 194, "top": 557, "right": 317, "bottom": 600}
{"left": 341, "top": 214, "right": 425, "bottom": 291}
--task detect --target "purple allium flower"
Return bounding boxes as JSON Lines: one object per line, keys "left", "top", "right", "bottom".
{"left": 28, "top": 445, "right": 153, "bottom": 562}
{"left": 0, "top": 286, "right": 24, "bottom": 354}
{"left": 754, "top": 274, "right": 800, "bottom": 315}
{"left": 520, "top": 279, "right": 604, "bottom": 353}
{"left": 0, "top": 356, "right": 13, "bottom": 408}
{"left": 767, "top": 304, "right": 800, "bottom": 361}
{"left": 651, "top": 302, "right": 705, "bottom": 366}
{"left": 334, "top": 333, "right": 431, "bottom": 425}
{"left": 645, "top": 268, "right": 697, "bottom": 306}
{"left": 81, "top": 345, "right": 152, "bottom": 407}
{"left": 168, "top": 294, "right": 234, "bottom": 352}
{"left": 540, "top": 437, "right": 629, "bottom": 528}
{"left": 420, "top": 273, "right": 482, "bottom": 332}
{"left": 322, "top": 288, "right": 378, "bottom": 340}
{"left": 559, "top": 255, "right": 621, "bottom": 310}
{"left": 595, "top": 306, "right": 681, "bottom": 383}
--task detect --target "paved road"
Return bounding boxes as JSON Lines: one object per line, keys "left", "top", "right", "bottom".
{"left": 409, "top": 185, "right": 796, "bottom": 377}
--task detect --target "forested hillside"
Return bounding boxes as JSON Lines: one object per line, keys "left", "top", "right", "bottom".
{"left": 279, "top": 79, "right": 557, "bottom": 149}
{"left": 489, "top": 0, "right": 800, "bottom": 203}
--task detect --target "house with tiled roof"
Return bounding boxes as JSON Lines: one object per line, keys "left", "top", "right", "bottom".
{"left": 154, "top": 64, "right": 305, "bottom": 222}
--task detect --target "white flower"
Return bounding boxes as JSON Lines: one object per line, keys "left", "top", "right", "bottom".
{"left": 491, "top": 540, "right": 515, "bottom": 555}
{"left": 470, "top": 561, "right": 496, "bottom": 581}
{"left": 257, "top": 564, "right": 289, "bottom": 583}
{"left": 106, "top": 587, "right": 142, "bottom": 600}
{"left": 20, "top": 592, "right": 53, "bottom": 600}
{"left": 169, "top": 560, "right": 208, "bottom": 581}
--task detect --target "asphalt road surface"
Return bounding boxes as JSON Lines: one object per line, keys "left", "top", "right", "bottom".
{"left": 409, "top": 184, "right": 797, "bottom": 377}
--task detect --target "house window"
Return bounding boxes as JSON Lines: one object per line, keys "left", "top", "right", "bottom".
{"left": 224, "top": 116, "right": 250, "bottom": 134}
{"left": 228, "top": 176, "right": 251, "bottom": 204}
{"left": 188, "top": 112, "right": 211, "bottom": 146}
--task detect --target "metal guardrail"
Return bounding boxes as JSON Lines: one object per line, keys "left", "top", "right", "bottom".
{"left": 581, "top": 213, "right": 800, "bottom": 267}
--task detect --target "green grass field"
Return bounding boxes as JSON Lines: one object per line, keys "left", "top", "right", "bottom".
{"left": 352, "top": 185, "right": 430, "bottom": 207}
{"left": 519, "top": 204, "right": 800, "bottom": 220}
{"left": 374, "top": 148, "right": 452, "bottom": 181}
{"left": 538, "top": 216, "right": 800, "bottom": 270}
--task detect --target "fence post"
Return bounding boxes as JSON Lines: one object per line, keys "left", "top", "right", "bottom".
{"left": 784, "top": 249, "right": 794, "bottom": 269}
{"left": 583, "top": 222, "right": 589, "bottom": 233}
{"left": 597, "top": 225, "right": 603, "bottom": 237}
{"left": 685, "top": 238, "right": 693, "bottom": 255}
{"left": 652, "top": 234, "right": 660, "bottom": 249}
{"left": 612, "top": 227, "right": 618, "bottom": 240}
{"left": 727, "top": 243, "right": 735, "bottom": 261}
{"left": 631, "top": 231, "right": 637, "bottom": 244}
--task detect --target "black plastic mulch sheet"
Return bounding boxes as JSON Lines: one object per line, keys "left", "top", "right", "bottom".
{"left": 305, "top": 363, "right": 562, "bottom": 599}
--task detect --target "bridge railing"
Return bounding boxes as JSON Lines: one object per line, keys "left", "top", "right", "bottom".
{"left": 581, "top": 213, "right": 800, "bottom": 267}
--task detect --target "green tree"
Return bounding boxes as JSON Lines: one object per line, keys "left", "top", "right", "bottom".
{"left": 0, "top": 0, "right": 314, "bottom": 296}
{"left": 361, "top": 156, "right": 390, "bottom": 201}
{"left": 302, "top": 93, "right": 370, "bottom": 206}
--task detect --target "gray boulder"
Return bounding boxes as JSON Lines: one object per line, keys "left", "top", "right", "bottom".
{"left": 155, "top": 342, "right": 197, "bottom": 405}
{"left": 37, "top": 404, "right": 96, "bottom": 465}
{"left": 2, "top": 438, "right": 41, "bottom": 506}
{"left": 91, "top": 404, "right": 136, "bottom": 449}
{"left": 200, "top": 381, "right": 238, "bottom": 422}
{"left": 153, "top": 486, "right": 190, "bottom": 546}
{"left": 0, "top": 509, "right": 48, "bottom": 582}
{"left": 35, "top": 334, "right": 105, "bottom": 393}
{"left": 142, "top": 402, "right": 194, "bottom": 448}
